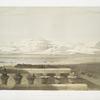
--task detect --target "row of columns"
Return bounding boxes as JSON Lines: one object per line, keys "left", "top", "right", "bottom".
{"left": 0, "top": 74, "right": 77, "bottom": 86}
{"left": 0, "top": 68, "right": 77, "bottom": 86}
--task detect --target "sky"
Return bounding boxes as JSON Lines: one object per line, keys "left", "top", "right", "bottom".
{"left": 0, "top": 7, "right": 100, "bottom": 46}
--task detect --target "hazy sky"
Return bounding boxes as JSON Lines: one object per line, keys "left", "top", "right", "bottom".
{"left": 0, "top": 7, "right": 100, "bottom": 46}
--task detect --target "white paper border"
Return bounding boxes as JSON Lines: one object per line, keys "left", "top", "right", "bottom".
{"left": 0, "top": 0, "right": 100, "bottom": 6}
{"left": 0, "top": 91, "right": 100, "bottom": 100}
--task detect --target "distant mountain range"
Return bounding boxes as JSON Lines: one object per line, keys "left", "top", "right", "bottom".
{"left": 0, "top": 39, "right": 100, "bottom": 55}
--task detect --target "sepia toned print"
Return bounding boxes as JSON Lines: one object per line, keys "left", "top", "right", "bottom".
{"left": 0, "top": 7, "right": 100, "bottom": 90}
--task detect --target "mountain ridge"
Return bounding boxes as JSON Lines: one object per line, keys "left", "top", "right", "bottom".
{"left": 0, "top": 39, "right": 100, "bottom": 55}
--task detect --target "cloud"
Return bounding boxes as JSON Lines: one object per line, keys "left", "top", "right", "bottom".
{"left": 94, "top": 41, "right": 100, "bottom": 49}
{"left": 0, "top": 39, "right": 100, "bottom": 55}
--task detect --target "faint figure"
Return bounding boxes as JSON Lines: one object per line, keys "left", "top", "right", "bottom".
{"left": 59, "top": 73, "right": 69, "bottom": 84}
{"left": 54, "top": 76, "right": 60, "bottom": 84}
{"left": 0, "top": 67, "right": 9, "bottom": 85}
{"left": 47, "top": 74, "right": 55, "bottom": 84}
{"left": 14, "top": 71, "right": 23, "bottom": 85}
{"left": 41, "top": 76, "right": 48, "bottom": 84}
{"left": 27, "top": 74, "right": 36, "bottom": 84}
{"left": 87, "top": 73, "right": 93, "bottom": 77}
{"left": 68, "top": 72, "right": 77, "bottom": 84}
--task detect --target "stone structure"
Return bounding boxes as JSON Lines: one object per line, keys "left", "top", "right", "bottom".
{"left": 0, "top": 65, "right": 88, "bottom": 90}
